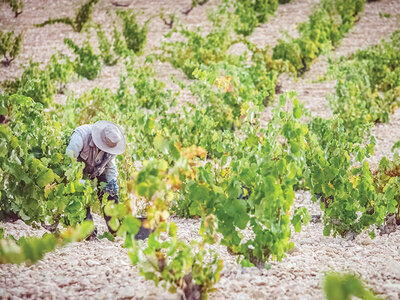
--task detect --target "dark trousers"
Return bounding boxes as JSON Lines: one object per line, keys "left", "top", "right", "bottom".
{"left": 85, "top": 173, "right": 119, "bottom": 234}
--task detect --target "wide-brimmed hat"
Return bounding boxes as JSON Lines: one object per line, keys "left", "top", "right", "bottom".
{"left": 92, "top": 120, "right": 126, "bottom": 155}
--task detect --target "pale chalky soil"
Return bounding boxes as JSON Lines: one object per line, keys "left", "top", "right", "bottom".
{"left": 1, "top": 192, "right": 400, "bottom": 299}
{"left": 1, "top": 0, "right": 400, "bottom": 299}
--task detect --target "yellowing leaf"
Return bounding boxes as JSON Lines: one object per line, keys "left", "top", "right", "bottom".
{"left": 214, "top": 76, "right": 234, "bottom": 92}
{"left": 349, "top": 175, "right": 359, "bottom": 189}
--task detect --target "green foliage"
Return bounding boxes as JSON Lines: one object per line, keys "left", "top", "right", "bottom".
{"left": 16, "top": 62, "right": 57, "bottom": 107}
{"left": 64, "top": 38, "right": 102, "bottom": 80}
{"left": 46, "top": 52, "right": 75, "bottom": 93}
{"left": 378, "top": 12, "right": 391, "bottom": 19}
{"left": 304, "top": 117, "right": 398, "bottom": 237}
{"left": 326, "top": 0, "right": 365, "bottom": 34}
{"left": 98, "top": 231, "right": 115, "bottom": 242}
{"left": 131, "top": 65, "right": 171, "bottom": 110}
{"left": 0, "top": 94, "right": 97, "bottom": 226}
{"left": 161, "top": 106, "right": 238, "bottom": 160}
{"left": 61, "top": 62, "right": 171, "bottom": 122}
{"left": 117, "top": 159, "right": 223, "bottom": 300}
{"left": 130, "top": 220, "right": 223, "bottom": 299}
{"left": 1, "top": 234, "right": 57, "bottom": 265}
{"left": 273, "top": 40, "right": 304, "bottom": 73}
{"left": 0, "top": 221, "right": 94, "bottom": 264}
{"left": 0, "top": 30, "right": 22, "bottom": 66}
{"left": 158, "top": 14, "right": 234, "bottom": 79}
{"left": 247, "top": 44, "right": 288, "bottom": 106}
{"left": 35, "top": 0, "right": 99, "bottom": 32}
{"left": 190, "top": 60, "right": 262, "bottom": 128}
{"left": 188, "top": 48, "right": 288, "bottom": 127}
{"left": 233, "top": 1, "right": 258, "bottom": 37}
{"left": 1, "top": 54, "right": 73, "bottom": 106}
{"left": 306, "top": 31, "right": 400, "bottom": 238}
{"left": 2, "top": 0, "right": 23, "bottom": 17}
{"left": 305, "top": 118, "right": 367, "bottom": 236}
{"left": 116, "top": 10, "right": 149, "bottom": 55}
{"left": 74, "top": 0, "right": 99, "bottom": 32}
{"left": 111, "top": 22, "right": 130, "bottom": 57}
{"left": 273, "top": 0, "right": 366, "bottom": 75}
{"left": 324, "top": 273, "right": 382, "bottom": 300}
{"left": 176, "top": 94, "right": 310, "bottom": 264}
{"left": 96, "top": 27, "right": 119, "bottom": 66}
{"left": 232, "top": 0, "right": 278, "bottom": 36}
{"left": 328, "top": 30, "right": 400, "bottom": 129}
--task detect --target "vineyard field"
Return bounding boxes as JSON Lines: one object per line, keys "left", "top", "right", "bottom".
{"left": 1, "top": 0, "right": 400, "bottom": 299}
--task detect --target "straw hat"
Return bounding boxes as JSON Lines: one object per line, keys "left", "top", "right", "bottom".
{"left": 92, "top": 120, "right": 126, "bottom": 155}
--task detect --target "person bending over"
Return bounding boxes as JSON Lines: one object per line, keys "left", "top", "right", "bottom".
{"left": 66, "top": 120, "right": 126, "bottom": 237}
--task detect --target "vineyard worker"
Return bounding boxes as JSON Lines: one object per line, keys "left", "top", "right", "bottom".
{"left": 66, "top": 120, "right": 126, "bottom": 238}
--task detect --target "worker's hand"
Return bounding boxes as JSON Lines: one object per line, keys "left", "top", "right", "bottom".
{"left": 104, "top": 179, "right": 118, "bottom": 197}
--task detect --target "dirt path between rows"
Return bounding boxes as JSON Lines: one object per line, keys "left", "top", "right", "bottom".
{"left": 1, "top": 0, "right": 400, "bottom": 299}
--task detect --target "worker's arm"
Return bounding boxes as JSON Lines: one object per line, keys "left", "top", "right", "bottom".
{"left": 103, "top": 157, "right": 119, "bottom": 196}
{"left": 65, "top": 132, "right": 84, "bottom": 158}
{"left": 104, "top": 156, "right": 118, "bottom": 183}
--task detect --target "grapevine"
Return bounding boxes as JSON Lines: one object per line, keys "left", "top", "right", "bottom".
{"left": 35, "top": 0, "right": 99, "bottom": 33}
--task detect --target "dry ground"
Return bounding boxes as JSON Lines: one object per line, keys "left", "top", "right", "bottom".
{"left": 1, "top": 0, "right": 400, "bottom": 299}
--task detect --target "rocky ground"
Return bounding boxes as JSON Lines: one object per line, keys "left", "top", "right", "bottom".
{"left": 1, "top": 0, "right": 400, "bottom": 299}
